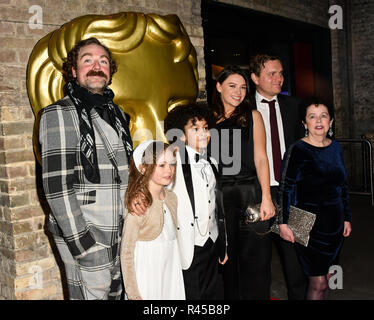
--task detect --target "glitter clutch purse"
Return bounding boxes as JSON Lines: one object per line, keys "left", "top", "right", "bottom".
{"left": 242, "top": 204, "right": 316, "bottom": 245}
{"left": 270, "top": 206, "right": 316, "bottom": 247}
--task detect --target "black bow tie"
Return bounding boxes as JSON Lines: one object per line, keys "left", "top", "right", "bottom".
{"left": 195, "top": 153, "right": 208, "bottom": 163}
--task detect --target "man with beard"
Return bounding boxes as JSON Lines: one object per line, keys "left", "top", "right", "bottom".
{"left": 39, "top": 38, "right": 138, "bottom": 299}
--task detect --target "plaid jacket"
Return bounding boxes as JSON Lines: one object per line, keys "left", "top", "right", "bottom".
{"left": 39, "top": 95, "right": 130, "bottom": 260}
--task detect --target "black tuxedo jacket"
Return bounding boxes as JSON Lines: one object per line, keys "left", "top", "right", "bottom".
{"left": 250, "top": 93, "right": 304, "bottom": 150}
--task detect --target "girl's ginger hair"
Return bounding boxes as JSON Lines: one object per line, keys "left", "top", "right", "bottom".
{"left": 125, "top": 141, "right": 175, "bottom": 210}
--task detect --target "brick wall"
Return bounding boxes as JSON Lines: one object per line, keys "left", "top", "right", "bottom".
{"left": 329, "top": 0, "right": 353, "bottom": 138}
{"left": 350, "top": 0, "right": 374, "bottom": 137}
{"left": 0, "top": 7, "right": 60, "bottom": 297}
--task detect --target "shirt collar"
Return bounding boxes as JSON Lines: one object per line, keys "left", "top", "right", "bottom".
{"left": 256, "top": 91, "right": 278, "bottom": 104}
{"left": 186, "top": 145, "right": 207, "bottom": 164}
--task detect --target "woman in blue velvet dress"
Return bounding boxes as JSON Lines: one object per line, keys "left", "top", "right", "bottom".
{"left": 278, "top": 97, "right": 352, "bottom": 300}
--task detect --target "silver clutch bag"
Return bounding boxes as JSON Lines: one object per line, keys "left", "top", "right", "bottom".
{"left": 271, "top": 206, "right": 316, "bottom": 247}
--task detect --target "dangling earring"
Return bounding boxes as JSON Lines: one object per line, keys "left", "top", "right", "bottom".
{"left": 304, "top": 127, "right": 309, "bottom": 137}
{"left": 328, "top": 125, "right": 333, "bottom": 137}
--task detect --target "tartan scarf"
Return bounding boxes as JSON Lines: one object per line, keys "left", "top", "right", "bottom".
{"left": 66, "top": 81, "right": 133, "bottom": 183}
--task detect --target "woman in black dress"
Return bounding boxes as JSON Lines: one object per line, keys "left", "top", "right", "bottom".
{"left": 209, "top": 66, "right": 275, "bottom": 299}
{"left": 278, "top": 97, "right": 352, "bottom": 300}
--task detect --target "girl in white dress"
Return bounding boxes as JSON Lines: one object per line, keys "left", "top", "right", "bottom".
{"left": 120, "top": 140, "right": 185, "bottom": 300}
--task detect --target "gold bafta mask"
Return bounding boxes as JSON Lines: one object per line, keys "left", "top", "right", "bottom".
{"left": 27, "top": 12, "right": 199, "bottom": 163}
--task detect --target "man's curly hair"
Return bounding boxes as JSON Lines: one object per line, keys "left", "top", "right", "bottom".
{"left": 62, "top": 37, "right": 118, "bottom": 84}
{"left": 164, "top": 103, "right": 216, "bottom": 143}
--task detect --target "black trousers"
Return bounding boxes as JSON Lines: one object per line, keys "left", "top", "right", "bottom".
{"left": 238, "top": 220, "right": 273, "bottom": 299}
{"left": 271, "top": 186, "right": 307, "bottom": 300}
{"left": 220, "top": 181, "right": 272, "bottom": 300}
{"left": 182, "top": 238, "right": 221, "bottom": 300}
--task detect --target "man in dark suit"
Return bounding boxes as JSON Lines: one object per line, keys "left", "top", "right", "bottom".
{"left": 249, "top": 54, "right": 307, "bottom": 300}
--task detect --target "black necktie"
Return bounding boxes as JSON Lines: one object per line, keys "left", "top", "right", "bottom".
{"left": 261, "top": 99, "right": 282, "bottom": 182}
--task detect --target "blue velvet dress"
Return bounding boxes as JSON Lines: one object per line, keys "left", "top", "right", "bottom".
{"left": 278, "top": 139, "right": 352, "bottom": 277}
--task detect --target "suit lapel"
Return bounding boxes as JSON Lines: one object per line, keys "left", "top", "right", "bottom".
{"left": 207, "top": 156, "right": 227, "bottom": 261}
{"left": 181, "top": 146, "right": 196, "bottom": 218}
{"left": 277, "top": 94, "right": 291, "bottom": 149}
{"left": 207, "top": 157, "right": 219, "bottom": 182}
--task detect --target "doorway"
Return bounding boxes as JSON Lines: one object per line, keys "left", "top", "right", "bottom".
{"left": 201, "top": 0, "right": 333, "bottom": 105}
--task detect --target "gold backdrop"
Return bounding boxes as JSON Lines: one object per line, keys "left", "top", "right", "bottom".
{"left": 27, "top": 12, "right": 199, "bottom": 163}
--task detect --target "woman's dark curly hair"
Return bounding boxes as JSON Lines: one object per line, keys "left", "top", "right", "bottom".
{"left": 62, "top": 37, "right": 118, "bottom": 84}
{"left": 299, "top": 96, "right": 335, "bottom": 123}
{"left": 164, "top": 103, "right": 216, "bottom": 143}
{"left": 210, "top": 65, "right": 253, "bottom": 127}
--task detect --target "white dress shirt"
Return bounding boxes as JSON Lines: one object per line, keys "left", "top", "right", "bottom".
{"left": 255, "top": 91, "right": 286, "bottom": 186}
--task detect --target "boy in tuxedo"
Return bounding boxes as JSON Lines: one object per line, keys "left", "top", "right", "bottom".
{"left": 164, "top": 104, "right": 228, "bottom": 300}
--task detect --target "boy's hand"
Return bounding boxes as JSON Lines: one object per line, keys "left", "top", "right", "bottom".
{"left": 219, "top": 253, "right": 228, "bottom": 265}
